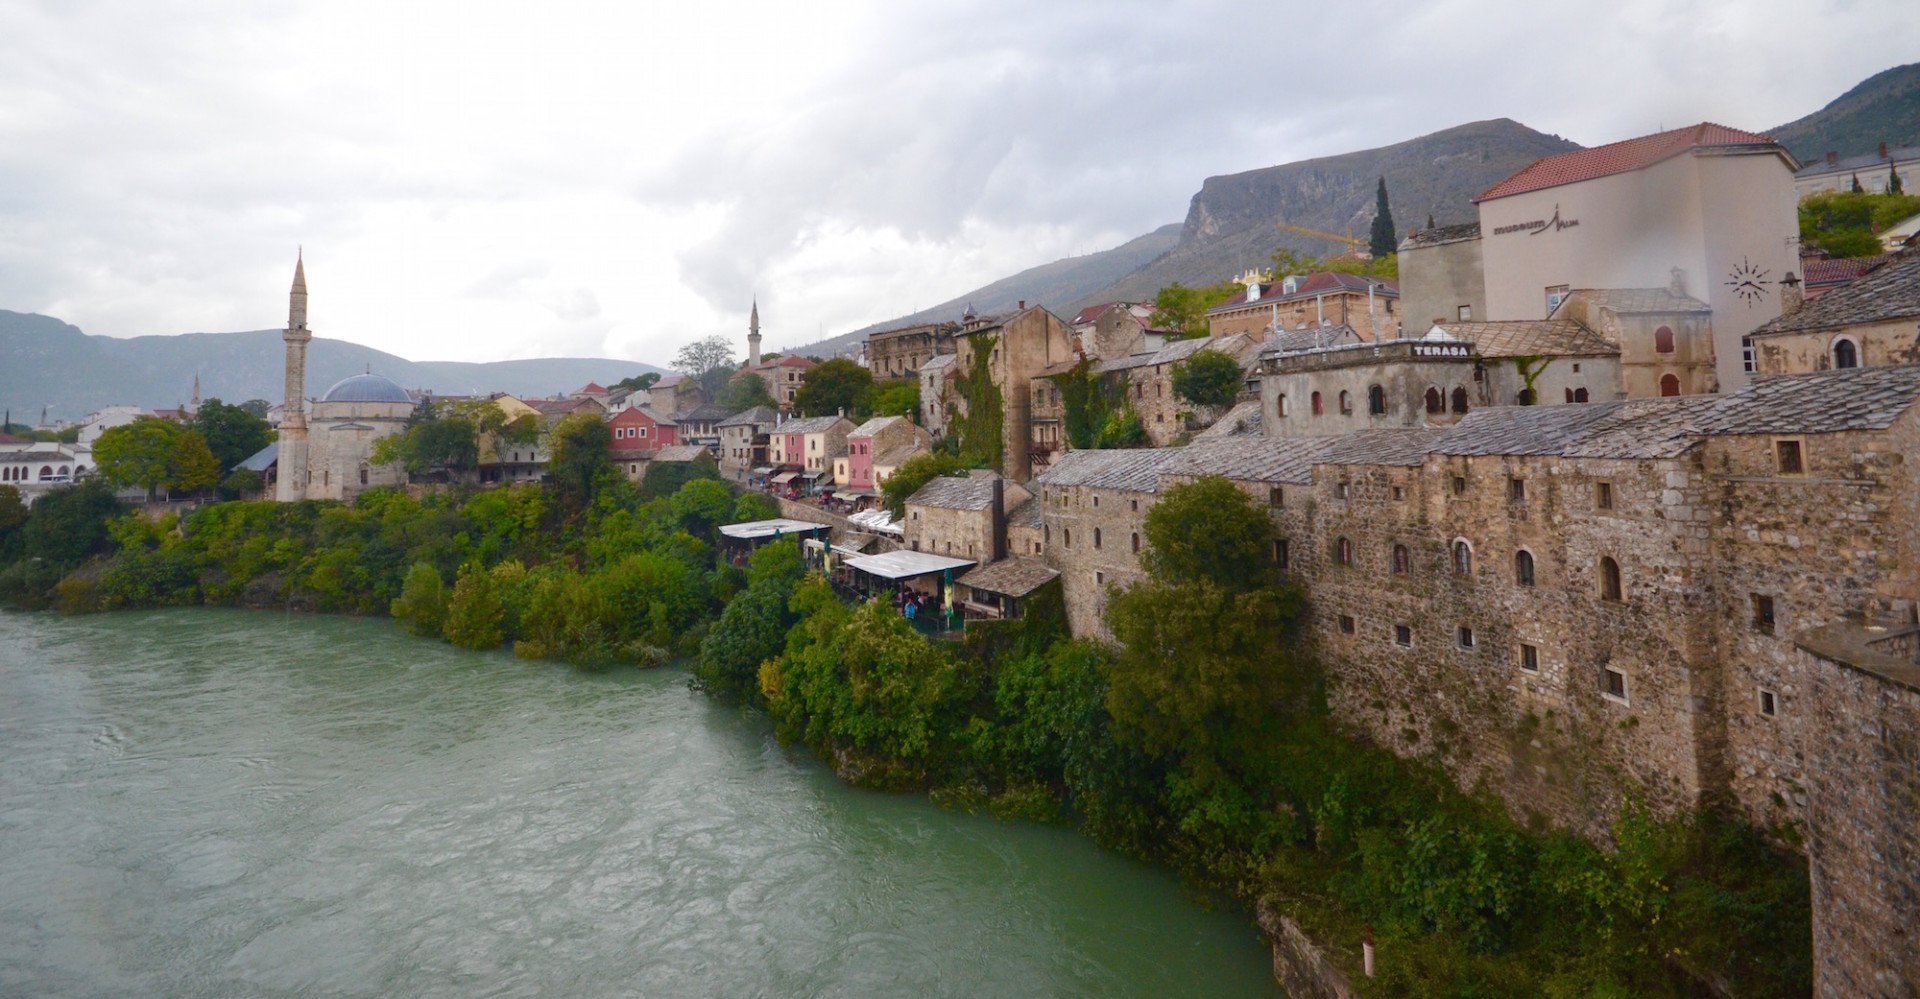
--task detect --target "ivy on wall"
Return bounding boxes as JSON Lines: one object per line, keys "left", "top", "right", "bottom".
{"left": 952, "top": 333, "right": 1004, "bottom": 471}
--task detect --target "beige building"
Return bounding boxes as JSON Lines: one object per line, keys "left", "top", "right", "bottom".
{"left": 1398, "top": 222, "right": 1488, "bottom": 328}
{"left": 1748, "top": 246, "right": 1920, "bottom": 375}
{"left": 717, "top": 405, "right": 778, "bottom": 483}
{"left": 865, "top": 320, "right": 957, "bottom": 378}
{"left": 1207, "top": 272, "right": 1401, "bottom": 343}
{"left": 1792, "top": 143, "right": 1918, "bottom": 197}
{"left": 901, "top": 470, "right": 1030, "bottom": 561}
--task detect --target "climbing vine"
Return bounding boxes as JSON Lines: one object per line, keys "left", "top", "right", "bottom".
{"left": 1512, "top": 354, "right": 1550, "bottom": 405}
{"left": 1050, "top": 360, "right": 1148, "bottom": 449}
{"left": 952, "top": 334, "right": 1004, "bottom": 471}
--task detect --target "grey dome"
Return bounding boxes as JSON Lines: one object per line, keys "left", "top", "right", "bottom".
{"left": 321, "top": 372, "right": 412, "bottom": 404}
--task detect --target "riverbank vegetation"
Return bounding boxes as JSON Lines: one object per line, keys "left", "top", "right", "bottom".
{"left": 0, "top": 464, "right": 1810, "bottom": 996}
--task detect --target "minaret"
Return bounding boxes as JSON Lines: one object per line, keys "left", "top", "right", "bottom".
{"left": 747, "top": 298, "right": 762, "bottom": 367}
{"left": 276, "top": 252, "right": 312, "bottom": 502}
{"left": 190, "top": 374, "right": 200, "bottom": 416}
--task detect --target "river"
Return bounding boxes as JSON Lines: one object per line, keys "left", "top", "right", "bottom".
{"left": 0, "top": 609, "right": 1280, "bottom": 998}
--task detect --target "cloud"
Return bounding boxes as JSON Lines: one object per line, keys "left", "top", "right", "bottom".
{"left": 0, "top": 0, "right": 1913, "bottom": 365}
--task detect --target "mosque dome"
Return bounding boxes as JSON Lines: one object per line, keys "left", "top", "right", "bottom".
{"left": 321, "top": 372, "right": 412, "bottom": 404}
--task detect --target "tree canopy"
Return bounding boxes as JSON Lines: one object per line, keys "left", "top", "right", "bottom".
{"left": 715, "top": 371, "right": 776, "bottom": 410}
{"left": 1799, "top": 189, "right": 1920, "bottom": 258}
{"left": 1149, "top": 281, "right": 1243, "bottom": 339}
{"left": 93, "top": 418, "right": 221, "bottom": 498}
{"left": 545, "top": 411, "right": 613, "bottom": 502}
{"left": 615, "top": 372, "right": 661, "bottom": 392}
{"left": 1170, "top": 349, "right": 1244, "bottom": 411}
{"left": 794, "top": 357, "right": 875, "bottom": 417}
{"left": 190, "top": 399, "right": 274, "bottom": 473}
{"left": 881, "top": 451, "right": 967, "bottom": 519}
{"left": 1140, "top": 474, "right": 1274, "bottom": 593}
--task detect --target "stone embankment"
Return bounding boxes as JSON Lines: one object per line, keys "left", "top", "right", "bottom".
{"left": 1255, "top": 899, "right": 1356, "bottom": 999}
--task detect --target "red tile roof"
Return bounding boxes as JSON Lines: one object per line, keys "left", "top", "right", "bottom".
{"left": 1070, "top": 303, "right": 1118, "bottom": 326}
{"left": 1475, "top": 123, "right": 1782, "bottom": 203}
{"left": 1208, "top": 272, "right": 1398, "bottom": 314}
{"left": 576, "top": 382, "right": 607, "bottom": 395}
{"left": 1802, "top": 254, "right": 1889, "bottom": 294}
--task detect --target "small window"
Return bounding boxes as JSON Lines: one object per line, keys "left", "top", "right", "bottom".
{"left": 1130, "top": 499, "right": 1139, "bottom": 512}
{"left": 1595, "top": 481, "right": 1614, "bottom": 509}
{"left": 1131, "top": 532, "right": 1140, "bottom": 553}
{"left": 1273, "top": 538, "right": 1289, "bottom": 569}
{"left": 1095, "top": 570, "right": 1105, "bottom": 586}
{"left": 1064, "top": 528, "right": 1072, "bottom": 548}
{"left": 1758, "top": 689, "right": 1777, "bottom": 717}
{"left": 1093, "top": 528, "right": 1102, "bottom": 549}
{"left": 1339, "top": 615, "right": 1356, "bottom": 635}
{"left": 1457, "top": 304, "right": 1472, "bottom": 321}
{"left": 1602, "top": 667, "right": 1628, "bottom": 703}
{"left": 1775, "top": 439, "right": 1803, "bottom": 475}
{"left": 1336, "top": 481, "right": 1350, "bottom": 499}
{"left": 1339, "top": 391, "right": 1353, "bottom": 416}
{"left": 1269, "top": 487, "right": 1284, "bottom": 508}
{"left": 1452, "top": 540, "right": 1472, "bottom": 576}
{"left": 1278, "top": 394, "right": 1290, "bottom": 418}
{"left": 1519, "top": 643, "right": 1539, "bottom": 672}
{"left": 1311, "top": 391, "right": 1324, "bottom": 416}
{"left": 1517, "top": 388, "right": 1537, "bottom": 406}
{"left": 1752, "top": 594, "right": 1776, "bottom": 635}
{"left": 1599, "top": 557, "right": 1623, "bottom": 601}
{"left": 1368, "top": 384, "right": 1386, "bottom": 415}
{"left": 1092, "top": 495, "right": 1100, "bottom": 508}
{"left": 1425, "top": 387, "right": 1443, "bottom": 414}
{"left": 1394, "top": 624, "right": 1412, "bottom": 648}
{"left": 1451, "top": 387, "right": 1469, "bottom": 414}
{"left": 1742, "top": 336, "right": 1756, "bottom": 374}
{"left": 1452, "top": 475, "right": 1467, "bottom": 496}
{"left": 1336, "top": 537, "right": 1354, "bottom": 566}
{"left": 1654, "top": 325, "right": 1675, "bottom": 353}
{"left": 1392, "top": 544, "right": 1410, "bottom": 574}
{"left": 1391, "top": 486, "right": 1405, "bottom": 501}
{"left": 1515, "top": 550, "right": 1535, "bottom": 587}
{"left": 1508, "top": 477, "right": 1525, "bottom": 502}
{"left": 1573, "top": 387, "right": 1589, "bottom": 403}
{"left": 1457, "top": 626, "right": 1475, "bottom": 650}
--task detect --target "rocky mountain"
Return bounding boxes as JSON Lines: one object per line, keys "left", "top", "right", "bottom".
{"left": 0, "top": 310, "right": 666, "bottom": 424}
{"left": 783, "top": 119, "right": 1576, "bottom": 358}
{"left": 1769, "top": 62, "right": 1920, "bottom": 163}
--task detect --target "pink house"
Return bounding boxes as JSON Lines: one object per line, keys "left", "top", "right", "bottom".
{"left": 845, "top": 414, "right": 932, "bottom": 491}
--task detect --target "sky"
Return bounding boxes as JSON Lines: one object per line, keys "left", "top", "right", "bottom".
{"left": 0, "top": 0, "right": 1913, "bottom": 368}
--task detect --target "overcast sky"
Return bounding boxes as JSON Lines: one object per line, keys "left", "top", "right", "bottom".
{"left": 0, "top": 1, "right": 1912, "bottom": 367}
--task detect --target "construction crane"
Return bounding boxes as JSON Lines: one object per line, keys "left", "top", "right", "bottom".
{"left": 1275, "top": 221, "right": 1368, "bottom": 258}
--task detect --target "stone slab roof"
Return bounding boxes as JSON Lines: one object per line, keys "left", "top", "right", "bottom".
{"left": 872, "top": 443, "right": 923, "bottom": 467}
{"left": 905, "top": 473, "right": 999, "bottom": 511}
{"left": 919, "top": 353, "right": 959, "bottom": 373}
{"left": 1098, "top": 332, "right": 1257, "bottom": 374}
{"left": 650, "top": 445, "right": 711, "bottom": 462}
{"left": 1794, "top": 144, "right": 1920, "bottom": 180}
{"left": 1164, "top": 439, "right": 1327, "bottom": 485}
{"left": 1033, "top": 447, "right": 1183, "bottom": 493}
{"left": 1190, "top": 399, "right": 1263, "bottom": 440}
{"left": 776, "top": 415, "right": 850, "bottom": 435}
{"left": 958, "top": 556, "right": 1059, "bottom": 599}
{"left": 1433, "top": 320, "right": 1619, "bottom": 358}
{"left": 680, "top": 404, "right": 737, "bottom": 423}
{"left": 849, "top": 414, "right": 908, "bottom": 438}
{"left": 1005, "top": 495, "right": 1042, "bottom": 530}
{"left": 1433, "top": 398, "right": 1707, "bottom": 460}
{"left": 1558, "top": 288, "right": 1712, "bottom": 316}
{"left": 1750, "top": 246, "right": 1920, "bottom": 337}
{"left": 1691, "top": 363, "right": 1920, "bottom": 435}
{"left": 1401, "top": 222, "right": 1481, "bottom": 249}
{"left": 717, "top": 405, "right": 779, "bottom": 428}
{"left": 1259, "top": 325, "right": 1365, "bottom": 358}
{"left": 235, "top": 442, "right": 278, "bottom": 472}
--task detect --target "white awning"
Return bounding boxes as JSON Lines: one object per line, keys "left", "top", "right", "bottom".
{"left": 719, "top": 519, "right": 830, "bottom": 541}
{"left": 843, "top": 550, "right": 976, "bottom": 581}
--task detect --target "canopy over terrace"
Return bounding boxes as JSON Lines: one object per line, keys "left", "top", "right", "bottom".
{"left": 839, "top": 549, "right": 976, "bottom": 601}
{"left": 718, "top": 518, "right": 829, "bottom": 561}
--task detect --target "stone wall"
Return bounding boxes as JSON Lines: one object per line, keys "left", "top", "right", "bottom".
{"left": 1753, "top": 318, "right": 1920, "bottom": 377}
{"left": 1400, "top": 233, "right": 1486, "bottom": 330}
{"left": 1038, "top": 478, "right": 1158, "bottom": 639}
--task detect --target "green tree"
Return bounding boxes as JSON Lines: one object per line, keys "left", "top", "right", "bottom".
{"left": 881, "top": 450, "right": 967, "bottom": 519}
{"left": 1892, "top": 165, "right": 1904, "bottom": 196}
{"left": 794, "top": 357, "right": 875, "bottom": 417}
{"left": 615, "top": 372, "right": 661, "bottom": 392}
{"left": 638, "top": 451, "right": 720, "bottom": 500}
{"left": 669, "top": 478, "right": 734, "bottom": 542}
{"left": 1149, "top": 281, "right": 1242, "bottom": 339}
{"left": 546, "top": 411, "right": 613, "bottom": 503}
{"left": 863, "top": 378, "right": 919, "bottom": 419}
{"left": 1170, "top": 349, "right": 1244, "bottom": 411}
{"left": 1369, "top": 176, "right": 1398, "bottom": 259}
{"left": 1141, "top": 475, "right": 1274, "bottom": 592}
{"left": 93, "top": 417, "right": 182, "bottom": 499}
{"left": 443, "top": 562, "right": 506, "bottom": 650}
{"left": 1798, "top": 189, "right": 1920, "bottom": 258}
{"left": 190, "top": 398, "right": 274, "bottom": 472}
{"left": 390, "top": 562, "right": 448, "bottom": 637}
{"left": 0, "top": 484, "right": 26, "bottom": 537}
{"left": 373, "top": 399, "right": 482, "bottom": 477}
{"left": 715, "top": 371, "right": 776, "bottom": 410}
{"left": 673, "top": 335, "right": 737, "bottom": 400}
{"left": 167, "top": 431, "right": 221, "bottom": 495}
{"left": 734, "top": 491, "right": 779, "bottom": 522}
{"left": 692, "top": 538, "right": 806, "bottom": 701}
{"left": 238, "top": 399, "right": 272, "bottom": 419}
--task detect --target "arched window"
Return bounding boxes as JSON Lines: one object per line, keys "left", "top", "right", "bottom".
{"left": 1063, "top": 528, "right": 1072, "bottom": 548}
{"left": 1452, "top": 539, "right": 1472, "bottom": 576}
{"left": 1515, "top": 550, "right": 1535, "bottom": 587}
{"left": 1368, "top": 385, "right": 1386, "bottom": 415}
{"left": 1336, "top": 537, "right": 1353, "bottom": 566}
{"left": 1277, "top": 394, "right": 1289, "bottom": 417}
{"left": 1425, "top": 387, "right": 1442, "bottom": 414}
{"left": 1573, "top": 387, "right": 1589, "bottom": 403}
{"left": 1339, "top": 390, "right": 1353, "bottom": 415}
{"left": 39, "top": 466, "right": 52, "bottom": 481}
{"left": 1393, "top": 544, "right": 1410, "bottom": 574}
{"left": 1654, "top": 325, "right": 1675, "bottom": 353}
{"left": 1599, "top": 557, "right": 1623, "bottom": 601}
{"left": 1311, "top": 391, "right": 1323, "bottom": 416}
{"left": 1833, "top": 338, "right": 1859, "bottom": 369}
{"left": 1659, "top": 374, "right": 1680, "bottom": 397}
{"left": 1516, "top": 388, "right": 1536, "bottom": 406}
{"left": 1565, "top": 387, "right": 1575, "bottom": 404}
{"left": 1451, "top": 387, "right": 1468, "bottom": 414}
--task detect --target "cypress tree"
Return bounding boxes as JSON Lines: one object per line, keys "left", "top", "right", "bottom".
{"left": 1851, "top": 174, "right": 1864, "bottom": 193}
{"left": 1368, "top": 177, "right": 1397, "bottom": 259}
{"left": 1891, "top": 165, "right": 1904, "bottom": 196}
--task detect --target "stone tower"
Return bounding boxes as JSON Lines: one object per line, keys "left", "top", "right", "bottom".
{"left": 275, "top": 252, "right": 311, "bottom": 502}
{"left": 748, "top": 298, "right": 762, "bottom": 367}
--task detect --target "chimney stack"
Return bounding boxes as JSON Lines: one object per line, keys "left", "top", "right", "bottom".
{"left": 989, "top": 474, "right": 1006, "bottom": 562}
{"left": 1018, "top": 300, "right": 1026, "bottom": 311}
{"left": 1781, "top": 272, "right": 1804, "bottom": 316}
{"left": 1827, "top": 151, "right": 1839, "bottom": 166}
{"left": 1880, "top": 142, "right": 1890, "bottom": 160}
{"left": 1668, "top": 267, "right": 1686, "bottom": 297}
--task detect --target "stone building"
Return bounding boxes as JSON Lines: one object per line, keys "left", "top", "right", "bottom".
{"left": 768, "top": 415, "right": 853, "bottom": 476}
{"left": 950, "top": 305, "right": 1076, "bottom": 483}
{"left": 1068, "top": 302, "right": 1164, "bottom": 360}
{"left": 918, "top": 353, "right": 957, "bottom": 438}
{"left": 1551, "top": 285, "right": 1716, "bottom": 397}
{"left": 1749, "top": 245, "right": 1920, "bottom": 375}
{"left": 1207, "top": 272, "right": 1401, "bottom": 343}
{"left": 1031, "top": 364, "right": 1920, "bottom": 994}
{"left": 844, "top": 415, "right": 931, "bottom": 493}
{"left": 1398, "top": 222, "right": 1488, "bottom": 328}
{"left": 902, "top": 470, "right": 1029, "bottom": 561}
{"left": 717, "top": 405, "right": 778, "bottom": 482}
{"left": 1033, "top": 333, "right": 1263, "bottom": 449}
{"left": 865, "top": 320, "right": 958, "bottom": 379}
{"left": 735, "top": 355, "right": 815, "bottom": 410}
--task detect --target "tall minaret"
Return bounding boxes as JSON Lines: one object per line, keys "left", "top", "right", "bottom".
{"left": 275, "top": 252, "right": 311, "bottom": 502}
{"left": 747, "top": 297, "right": 762, "bottom": 367}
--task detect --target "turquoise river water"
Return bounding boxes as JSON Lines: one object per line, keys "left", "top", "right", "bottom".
{"left": 0, "top": 609, "right": 1280, "bottom": 998}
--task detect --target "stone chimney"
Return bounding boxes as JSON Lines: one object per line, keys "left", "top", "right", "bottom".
{"left": 1668, "top": 267, "right": 1686, "bottom": 297}
{"left": 1880, "top": 142, "right": 1890, "bottom": 160}
{"left": 1017, "top": 300, "right": 1026, "bottom": 311}
{"left": 1827, "top": 151, "right": 1839, "bottom": 166}
{"left": 1781, "top": 272, "right": 1804, "bottom": 316}
{"left": 988, "top": 474, "right": 1006, "bottom": 561}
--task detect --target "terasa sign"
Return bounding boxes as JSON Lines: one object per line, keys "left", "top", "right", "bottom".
{"left": 1493, "top": 205, "right": 1581, "bottom": 236}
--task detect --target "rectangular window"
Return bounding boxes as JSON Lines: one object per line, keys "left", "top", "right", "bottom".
{"left": 1269, "top": 487, "right": 1284, "bottom": 508}
{"left": 1758, "top": 689, "right": 1777, "bottom": 717}
{"left": 1602, "top": 667, "right": 1628, "bottom": 703}
{"left": 1338, "top": 615, "right": 1356, "bottom": 634}
{"left": 1544, "top": 284, "right": 1570, "bottom": 317}
{"left": 1508, "top": 477, "right": 1525, "bottom": 502}
{"left": 1457, "top": 626, "right": 1475, "bottom": 650}
{"left": 1519, "top": 643, "right": 1539, "bottom": 672}
{"left": 1391, "top": 486, "right": 1405, "bottom": 501}
{"left": 1775, "top": 439, "right": 1803, "bottom": 475}
{"left": 1130, "top": 499, "right": 1138, "bottom": 512}
{"left": 1394, "top": 624, "right": 1412, "bottom": 648}
{"left": 1092, "top": 495, "right": 1100, "bottom": 508}
{"left": 1095, "top": 571, "right": 1105, "bottom": 586}
{"left": 1742, "top": 336, "right": 1756, "bottom": 374}
{"left": 1595, "top": 481, "right": 1613, "bottom": 509}
{"left": 1273, "top": 539, "right": 1289, "bottom": 569}
{"left": 1457, "top": 304, "right": 1472, "bottom": 321}
{"left": 1752, "top": 594, "right": 1776, "bottom": 635}
{"left": 1336, "top": 481, "right": 1350, "bottom": 499}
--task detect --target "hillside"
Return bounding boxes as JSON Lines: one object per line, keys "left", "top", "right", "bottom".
{"left": 783, "top": 119, "right": 1576, "bottom": 358}
{"left": 1769, "top": 62, "right": 1920, "bottom": 162}
{"left": 0, "top": 310, "right": 666, "bottom": 423}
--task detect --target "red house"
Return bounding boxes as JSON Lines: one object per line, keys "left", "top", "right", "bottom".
{"left": 606, "top": 406, "right": 678, "bottom": 449}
